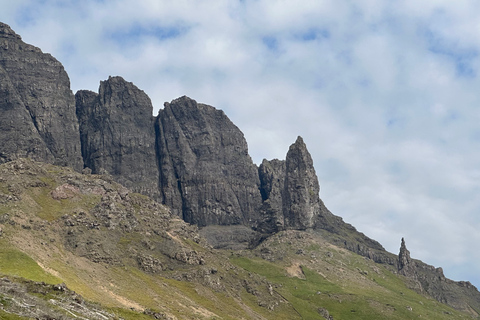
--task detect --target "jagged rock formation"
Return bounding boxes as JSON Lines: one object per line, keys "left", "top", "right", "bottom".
{"left": 156, "top": 96, "right": 262, "bottom": 226}
{"left": 258, "top": 137, "right": 329, "bottom": 232}
{"left": 75, "top": 76, "right": 160, "bottom": 199}
{"left": 0, "top": 22, "right": 83, "bottom": 170}
{"left": 398, "top": 237, "right": 415, "bottom": 277}
{"left": 397, "top": 238, "right": 480, "bottom": 316}
{"left": 0, "top": 21, "right": 378, "bottom": 246}
{"left": 258, "top": 159, "right": 286, "bottom": 233}
{"left": 258, "top": 138, "right": 388, "bottom": 263}
{"left": 283, "top": 136, "right": 321, "bottom": 229}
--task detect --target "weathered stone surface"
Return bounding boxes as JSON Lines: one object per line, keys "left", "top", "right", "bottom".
{"left": 258, "top": 137, "right": 388, "bottom": 262}
{"left": 258, "top": 137, "right": 343, "bottom": 232}
{"left": 258, "top": 159, "right": 286, "bottom": 233}
{"left": 398, "top": 237, "right": 415, "bottom": 276}
{"left": 199, "top": 225, "right": 262, "bottom": 250}
{"left": 0, "top": 22, "right": 83, "bottom": 170}
{"left": 397, "top": 238, "right": 480, "bottom": 316}
{"left": 156, "top": 96, "right": 262, "bottom": 226}
{"left": 283, "top": 136, "right": 321, "bottom": 230}
{"left": 75, "top": 76, "right": 160, "bottom": 199}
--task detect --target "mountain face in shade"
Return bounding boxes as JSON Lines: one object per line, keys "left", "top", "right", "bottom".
{"left": 75, "top": 76, "right": 160, "bottom": 200}
{"left": 0, "top": 22, "right": 83, "bottom": 170}
{"left": 156, "top": 96, "right": 263, "bottom": 226}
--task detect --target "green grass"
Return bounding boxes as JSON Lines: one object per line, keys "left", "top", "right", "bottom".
{"left": 109, "top": 308, "right": 153, "bottom": 320}
{"left": 117, "top": 267, "right": 244, "bottom": 319}
{"left": 0, "top": 309, "right": 29, "bottom": 320}
{"left": 230, "top": 255, "right": 473, "bottom": 320}
{"left": 0, "top": 240, "right": 60, "bottom": 284}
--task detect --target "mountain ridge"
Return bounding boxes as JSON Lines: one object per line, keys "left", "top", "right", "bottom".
{"left": 0, "top": 21, "right": 479, "bottom": 318}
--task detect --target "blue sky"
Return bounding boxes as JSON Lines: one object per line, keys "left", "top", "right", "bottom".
{"left": 1, "top": 0, "right": 480, "bottom": 289}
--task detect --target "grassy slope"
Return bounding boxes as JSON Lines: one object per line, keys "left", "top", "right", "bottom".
{"left": 0, "top": 159, "right": 478, "bottom": 319}
{"left": 0, "top": 160, "right": 283, "bottom": 319}
{"left": 230, "top": 231, "right": 475, "bottom": 320}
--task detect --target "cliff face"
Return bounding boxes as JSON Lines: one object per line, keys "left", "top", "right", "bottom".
{"left": 258, "top": 159, "right": 286, "bottom": 233}
{"left": 0, "top": 22, "right": 83, "bottom": 170}
{"left": 156, "top": 96, "right": 263, "bottom": 226}
{"left": 75, "top": 76, "right": 160, "bottom": 199}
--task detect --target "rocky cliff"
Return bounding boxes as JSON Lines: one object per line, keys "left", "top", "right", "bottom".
{"left": 0, "top": 23, "right": 373, "bottom": 242}
{"left": 397, "top": 238, "right": 480, "bottom": 315}
{"left": 0, "top": 22, "right": 83, "bottom": 170}
{"left": 156, "top": 96, "right": 263, "bottom": 226}
{"left": 75, "top": 76, "right": 160, "bottom": 199}
{"left": 258, "top": 137, "right": 336, "bottom": 232}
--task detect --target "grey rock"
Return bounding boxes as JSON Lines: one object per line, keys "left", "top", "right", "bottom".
{"left": 397, "top": 238, "right": 480, "bottom": 316}
{"left": 199, "top": 225, "right": 262, "bottom": 250}
{"left": 258, "top": 137, "right": 389, "bottom": 265}
{"left": 258, "top": 158, "right": 286, "bottom": 233}
{"left": 398, "top": 237, "right": 415, "bottom": 276}
{"left": 75, "top": 76, "right": 160, "bottom": 199}
{"left": 283, "top": 136, "right": 321, "bottom": 229}
{"left": 0, "top": 22, "right": 83, "bottom": 170}
{"left": 258, "top": 137, "right": 325, "bottom": 232}
{"left": 318, "top": 307, "right": 334, "bottom": 320}
{"left": 156, "top": 96, "right": 262, "bottom": 226}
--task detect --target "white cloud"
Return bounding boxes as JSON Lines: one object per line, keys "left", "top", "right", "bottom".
{"left": 1, "top": 0, "right": 480, "bottom": 287}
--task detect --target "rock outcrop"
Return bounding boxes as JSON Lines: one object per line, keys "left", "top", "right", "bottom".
{"left": 397, "top": 238, "right": 480, "bottom": 316}
{"left": 258, "top": 159, "right": 286, "bottom": 233}
{"left": 283, "top": 136, "right": 322, "bottom": 229}
{"left": 156, "top": 96, "right": 262, "bottom": 226}
{"left": 398, "top": 237, "right": 415, "bottom": 276}
{"left": 0, "top": 22, "right": 83, "bottom": 170}
{"left": 75, "top": 76, "right": 160, "bottom": 199}
{"left": 258, "top": 137, "right": 325, "bottom": 232}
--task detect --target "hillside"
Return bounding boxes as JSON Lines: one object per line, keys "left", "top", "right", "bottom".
{"left": 0, "top": 159, "right": 477, "bottom": 319}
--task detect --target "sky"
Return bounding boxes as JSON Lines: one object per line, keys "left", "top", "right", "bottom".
{"left": 1, "top": 0, "right": 480, "bottom": 289}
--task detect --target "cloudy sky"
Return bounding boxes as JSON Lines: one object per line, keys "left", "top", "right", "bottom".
{"left": 2, "top": 0, "right": 480, "bottom": 288}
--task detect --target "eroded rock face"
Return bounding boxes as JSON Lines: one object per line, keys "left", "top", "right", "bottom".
{"left": 283, "top": 136, "right": 321, "bottom": 230}
{"left": 258, "top": 137, "right": 331, "bottom": 231}
{"left": 75, "top": 76, "right": 160, "bottom": 199}
{"left": 156, "top": 96, "right": 262, "bottom": 226}
{"left": 397, "top": 238, "right": 480, "bottom": 316}
{"left": 0, "top": 22, "right": 83, "bottom": 170}
{"left": 258, "top": 159, "right": 286, "bottom": 233}
{"left": 399, "top": 237, "right": 415, "bottom": 276}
